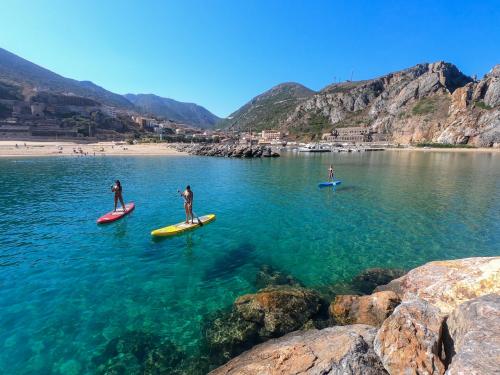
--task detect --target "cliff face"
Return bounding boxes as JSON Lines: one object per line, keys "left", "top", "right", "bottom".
{"left": 224, "top": 62, "right": 500, "bottom": 146}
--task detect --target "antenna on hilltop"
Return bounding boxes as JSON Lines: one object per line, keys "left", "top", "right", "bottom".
{"left": 350, "top": 70, "right": 354, "bottom": 82}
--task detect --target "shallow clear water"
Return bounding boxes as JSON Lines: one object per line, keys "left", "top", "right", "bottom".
{"left": 0, "top": 151, "right": 499, "bottom": 374}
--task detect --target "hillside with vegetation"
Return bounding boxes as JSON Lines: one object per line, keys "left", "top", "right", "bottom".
{"left": 218, "top": 82, "right": 315, "bottom": 131}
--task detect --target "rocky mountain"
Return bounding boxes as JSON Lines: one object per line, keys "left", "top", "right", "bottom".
{"left": 124, "top": 93, "right": 220, "bottom": 128}
{"left": 223, "top": 62, "right": 500, "bottom": 147}
{"left": 0, "top": 47, "right": 133, "bottom": 109}
{"left": 218, "top": 82, "right": 315, "bottom": 131}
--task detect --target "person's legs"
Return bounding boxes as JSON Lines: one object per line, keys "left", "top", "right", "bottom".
{"left": 189, "top": 204, "right": 194, "bottom": 224}
{"left": 184, "top": 203, "right": 189, "bottom": 223}
{"left": 114, "top": 195, "right": 118, "bottom": 211}
{"left": 119, "top": 196, "right": 126, "bottom": 211}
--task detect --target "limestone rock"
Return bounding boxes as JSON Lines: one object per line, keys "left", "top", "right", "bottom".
{"left": 374, "top": 298, "right": 445, "bottom": 375}
{"left": 444, "top": 294, "right": 500, "bottom": 375}
{"left": 329, "top": 291, "right": 401, "bottom": 327}
{"left": 234, "top": 286, "right": 321, "bottom": 337}
{"left": 375, "top": 256, "right": 500, "bottom": 314}
{"left": 209, "top": 325, "right": 388, "bottom": 375}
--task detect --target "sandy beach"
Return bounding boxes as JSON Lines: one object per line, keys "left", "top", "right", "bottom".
{"left": 0, "top": 141, "right": 186, "bottom": 157}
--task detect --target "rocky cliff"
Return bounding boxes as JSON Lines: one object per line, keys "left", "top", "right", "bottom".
{"left": 209, "top": 257, "right": 500, "bottom": 374}
{"left": 222, "top": 62, "right": 500, "bottom": 147}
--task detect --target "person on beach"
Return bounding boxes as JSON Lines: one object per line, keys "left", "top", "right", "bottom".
{"left": 179, "top": 186, "right": 194, "bottom": 224}
{"left": 328, "top": 164, "right": 334, "bottom": 181}
{"left": 111, "top": 180, "right": 126, "bottom": 212}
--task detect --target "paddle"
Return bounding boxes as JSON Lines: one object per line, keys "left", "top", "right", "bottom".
{"left": 177, "top": 189, "right": 203, "bottom": 226}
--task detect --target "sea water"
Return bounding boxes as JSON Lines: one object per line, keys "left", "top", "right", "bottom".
{"left": 0, "top": 151, "right": 499, "bottom": 373}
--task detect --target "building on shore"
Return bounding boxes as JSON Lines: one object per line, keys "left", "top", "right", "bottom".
{"left": 322, "top": 126, "right": 386, "bottom": 143}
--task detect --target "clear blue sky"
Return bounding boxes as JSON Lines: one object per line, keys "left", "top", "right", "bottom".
{"left": 0, "top": 0, "right": 498, "bottom": 117}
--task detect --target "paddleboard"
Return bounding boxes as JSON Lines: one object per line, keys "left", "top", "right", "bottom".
{"left": 318, "top": 180, "right": 342, "bottom": 188}
{"left": 97, "top": 202, "right": 135, "bottom": 224}
{"left": 151, "top": 214, "right": 216, "bottom": 237}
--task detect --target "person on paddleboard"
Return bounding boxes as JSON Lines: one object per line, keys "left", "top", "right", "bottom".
{"left": 179, "top": 186, "right": 194, "bottom": 224}
{"left": 111, "top": 180, "right": 126, "bottom": 212}
{"left": 328, "top": 164, "right": 334, "bottom": 181}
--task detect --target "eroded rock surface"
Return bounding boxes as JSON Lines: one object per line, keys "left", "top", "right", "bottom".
{"left": 329, "top": 291, "right": 401, "bottom": 327}
{"left": 209, "top": 325, "right": 388, "bottom": 375}
{"left": 375, "top": 256, "right": 500, "bottom": 314}
{"left": 374, "top": 298, "right": 445, "bottom": 375}
{"left": 444, "top": 294, "right": 500, "bottom": 375}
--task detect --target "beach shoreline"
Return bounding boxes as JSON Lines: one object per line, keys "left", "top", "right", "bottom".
{"left": 1, "top": 140, "right": 499, "bottom": 157}
{"left": 0, "top": 140, "right": 187, "bottom": 157}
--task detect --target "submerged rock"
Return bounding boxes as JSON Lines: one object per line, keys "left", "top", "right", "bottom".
{"left": 254, "top": 264, "right": 300, "bottom": 289}
{"left": 203, "top": 310, "right": 260, "bottom": 364}
{"left": 209, "top": 325, "right": 388, "bottom": 375}
{"left": 329, "top": 291, "right": 401, "bottom": 327}
{"left": 234, "top": 286, "right": 321, "bottom": 338}
{"left": 351, "top": 267, "right": 406, "bottom": 295}
{"left": 444, "top": 294, "right": 500, "bottom": 374}
{"left": 375, "top": 256, "right": 500, "bottom": 314}
{"left": 92, "top": 331, "right": 190, "bottom": 375}
{"left": 374, "top": 298, "right": 445, "bottom": 375}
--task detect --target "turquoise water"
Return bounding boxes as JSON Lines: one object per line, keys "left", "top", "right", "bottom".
{"left": 0, "top": 151, "right": 499, "bottom": 374}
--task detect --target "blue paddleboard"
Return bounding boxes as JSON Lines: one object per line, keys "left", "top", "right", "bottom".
{"left": 318, "top": 180, "right": 342, "bottom": 188}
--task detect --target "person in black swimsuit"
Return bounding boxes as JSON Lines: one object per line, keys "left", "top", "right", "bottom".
{"left": 111, "top": 180, "right": 126, "bottom": 212}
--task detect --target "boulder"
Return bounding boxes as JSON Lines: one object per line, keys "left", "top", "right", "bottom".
{"left": 329, "top": 291, "right": 401, "bottom": 327}
{"left": 234, "top": 286, "right": 321, "bottom": 338}
{"left": 209, "top": 325, "right": 388, "bottom": 375}
{"left": 375, "top": 257, "right": 500, "bottom": 314}
{"left": 374, "top": 298, "right": 445, "bottom": 375}
{"left": 444, "top": 294, "right": 500, "bottom": 375}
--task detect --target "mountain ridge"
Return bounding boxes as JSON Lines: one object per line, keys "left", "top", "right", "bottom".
{"left": 124, "top": 93, "right": 219, "bottom": 129}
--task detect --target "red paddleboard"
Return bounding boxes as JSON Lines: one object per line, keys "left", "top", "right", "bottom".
{"left": 97, "top": 202, "right": 135, "bottom": 224}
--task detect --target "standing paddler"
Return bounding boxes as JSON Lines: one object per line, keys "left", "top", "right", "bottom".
{"left": 179, "top": 185, "right": 194, "bottom": 224}
{"left": 328, "top": 164, "right": 334, "bottom": 181}
{"left": 111, "top": 180, "right": 126, "bottom": 212}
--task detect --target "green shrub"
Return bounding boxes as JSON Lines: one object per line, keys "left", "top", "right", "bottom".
{"left": 474, "top": 101, "right": 492, "bottom": 110}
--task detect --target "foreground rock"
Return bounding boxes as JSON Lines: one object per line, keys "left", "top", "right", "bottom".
{"left": 444, "top": 294, "right": 500, "bottom": 375}
{"left": 203, "top": 286, "right": 323, "bottom": 363}
{"left": 209, "top": 325, "right": 387, "bottom": 375}
{"left": 375, "top": 256, "right": 500, "bottom": 314}
{"left": 234, "top": 286, "right": 321, "bottom": 338}
{"left": 374, "top": 298, "right": 445, "bottom": 375}
{"left": 329, "top": 291, "right": 400, "bottom": 327}
{"left": 174, "top": 143, "right": 280, "bottom": 158}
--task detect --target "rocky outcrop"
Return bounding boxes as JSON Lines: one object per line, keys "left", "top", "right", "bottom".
{"left": 375, "top": 256, "right": 500, "bottom": 314}
{"left": 234, "top": 286, "right": 321, "bottom": 338}
{"left": 173, "top": 143, "right": 280, "bottom": 158}
{"left": 203, "top": 286, "right": 323, "bottom": 363}
{"left": 209, "top": 325, "right": 388, "bottom": 375}
{"left": 209, "top": 257, "right": 499, "bottom": 375}
{"left": 329, "top": 291, "right": 401, "bottom": 327}
{"left": 444, "top": 294, "right": 500, "bottom": 375}
{"left": 374, "top": 298, "right": 446, "bottom": 375}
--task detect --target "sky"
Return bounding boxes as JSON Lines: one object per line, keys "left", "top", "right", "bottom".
{"left": 0, "top": 0, "right": 499, "bottom": 117}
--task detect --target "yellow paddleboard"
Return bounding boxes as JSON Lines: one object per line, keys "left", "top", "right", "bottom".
{"left": 151, "top": 214, "right": 216, "bottom": 237}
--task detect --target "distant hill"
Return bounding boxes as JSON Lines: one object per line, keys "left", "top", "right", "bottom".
{"left": 218, "top": 83, "right": 315, "bottom": 131}
{"left": 124, "top": 93, "right": 220, "bottom": 128}
{"left": 0, "top": 47, "right": 133, "bottom": 108}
